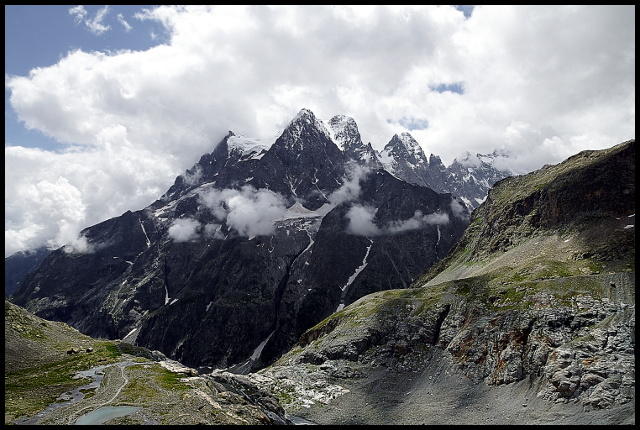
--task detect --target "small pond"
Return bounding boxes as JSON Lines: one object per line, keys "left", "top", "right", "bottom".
{"left": 75, "top": 405, "right": 142, "bottom": 425}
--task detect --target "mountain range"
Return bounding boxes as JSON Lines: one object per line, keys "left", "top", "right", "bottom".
{"left": 5, "top": 109, "right": 508, "bottom": 298}
{"left": 8, "top": 108, "right": 511, "bottom": 372}
{"left": 5, "top": 132, "right": 635, "bottom": 425}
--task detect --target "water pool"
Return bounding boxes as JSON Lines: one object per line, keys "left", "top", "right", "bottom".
{"left": 75, "top": 405, "right": 142, "bottom": 425}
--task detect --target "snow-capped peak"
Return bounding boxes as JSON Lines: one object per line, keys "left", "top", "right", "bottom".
{"left": 281, "top": 108, "right": 333, "bottom": 146}
{"left": 378, "top": 132, "right": 427, "bottom": 168}
{"left": 290, "top": 108, "right": 329, "bottom": 134}
{"left": 227, "top": 134, "right": 272, "bottom": 159}
{"left": 453, "top": 149, "right": 511, "bottom": 170}
{"left": 327, "top": 114, "right": 360, "bottom": 152}
{"left": 396, "top": 132, "right": 426, "bottom": 159}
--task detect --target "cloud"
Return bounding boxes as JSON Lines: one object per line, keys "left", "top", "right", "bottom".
{"left": 346, "top": 205, "right": 380, "bottom": 236}
{"left": 328, "top": 162, "right": 372, "bottom": 206}
{"left": 181, "top": 165, "right": 203, "bottom": 186}
{"left": 61, "top": 232, "right": 94, "bottom": 254}
{"left": 386, "top": 211, "right": 449, "bottom": 233}
{"left": 203, "top": 223, "right": 223, "bottom": 239}
{"left": 4, "top": 137, "right": 176, "bottom": 256}
{"left": 4, "top": 5, "right": 635, "bottom": 255}
{"left": 337, "top": 163, "right": 458, "bottom": 236}
{"left": 68, "top": 5, "right": 87, "bottom": 24}
{"left": 117, "top": 13, "right": 132, "bottom": 32}
{"left": 450, "top": 197, "right": 470, "bottom": 220}
{"left": 168, "top": 218, "right": 200, "bottom": 242}
{"left": 69, "top": 5, "right": 111, "bottom": 35}
{"left": 165, "top": 185, "right": 288, "bottom": 243}
{"left": 199, "top": 186, "right": 288, "bottom": 238}
{"left": 346, "top": 205, "right": 450, "bottom": 236}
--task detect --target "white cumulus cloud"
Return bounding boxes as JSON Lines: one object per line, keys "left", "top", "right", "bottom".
{"left": 346, "top": 204, "right": 380, "bottom": 236}
{"left": 328, "top": 163, "right": 372, "bottom": 206}
{"left": 199, "top": 186, "right": 288, "bottom": 238}
{"left": 346, "top": 205, "right": 450, "bottom": 236}
{"left": 168, "top": 218, "right": 201, "bottom": 242}
{"left": 4, "top": 5, "right": 635, "bottom": 255}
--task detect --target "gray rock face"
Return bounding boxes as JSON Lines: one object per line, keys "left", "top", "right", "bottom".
{"left": 271, "top": 273, "right": 634, "bottom": 420}
{"left": 10, "top": 109, "right": 469, "bottom": 372}
{"left": 329, "top": 114, "right": 381, "bottom": 169}
{"left": 376, "top": 134, "right": 511, "bottom": 209}
{"left": 255, "top": 140, "right": 635, "bottom": 424}
{"left": 4, "top": 247, "right": 51, "bottom": 297}
{"left": 445, "top": 150, "right": 512, "bottom": 208}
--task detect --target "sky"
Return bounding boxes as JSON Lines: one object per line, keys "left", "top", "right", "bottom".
{"left": 4, "top": 5, "right": 636, "bottom": 257}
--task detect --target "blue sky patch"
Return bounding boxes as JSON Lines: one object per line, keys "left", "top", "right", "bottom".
{"left": 429, "top": 82, "right": 465, "bottom": 95}
{"left": 454, "top": 5, "right": 474, "bottom": 19}
{"left": 388, "top": 117, "right": 430, "bottom": 131}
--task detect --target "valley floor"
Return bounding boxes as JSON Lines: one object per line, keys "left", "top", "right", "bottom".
{"left": 275, "top": 352, "right": 635, "bottom": 425}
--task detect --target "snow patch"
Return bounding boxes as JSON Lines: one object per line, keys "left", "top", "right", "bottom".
{"left": 250, "top": 331, "right": 274, "bottom": 361}
{"left": 377, "top": 149, "right": 396, "bottom": 172}
{"left": 227, "top": 134, "right": 272, "bottom": 159}
{"left": 139, "top": 218, "right": 151, "bottom": 247}
{"left": 336, "top": 238, "right": 373, "bottom": 312}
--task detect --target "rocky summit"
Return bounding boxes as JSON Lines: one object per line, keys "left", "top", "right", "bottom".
{"left": 9, "top": 108, "right": 510, "bottom": 373}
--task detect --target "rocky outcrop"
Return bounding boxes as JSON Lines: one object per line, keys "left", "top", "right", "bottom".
{"left": 254, "top": 140, "right": 635, "bottom": 425}
{"left": 447, "top": 139, "right": 635, "bottom": 261}
{"left": 272, "top": 272, "right": 634, "bottom": 407}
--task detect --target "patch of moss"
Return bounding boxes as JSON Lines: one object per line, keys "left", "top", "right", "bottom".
{"left": 463, "top": 260, "right": 484, "bottom": 267}
{"left": 450, "top": 275, "right": 491, "bottom": 301}
{"left": 310, "top": 285, "right": 448, "bottom": 336}
{"left": 498, "top": 286, "right": 529, "bottom": 304}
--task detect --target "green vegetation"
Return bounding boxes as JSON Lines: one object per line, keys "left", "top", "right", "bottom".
{"left": 302, "top": 284, "right": 448, "bottom": 341}
{"left": 440, "top": 270, "right": 610, "bottom": 312}
{"left": 157, "top": 366, "right": 191, "bottom": 391}
{"left": 5, "top": 340, "right": 124, "bottom": 422}
{"left": 271, "top": 383, "right": 297, "bottom": 405}
{"left": 117, "top": 363, "right": 190, "bottom": 408}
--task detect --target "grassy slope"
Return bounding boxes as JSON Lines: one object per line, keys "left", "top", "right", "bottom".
{"left": 417, "top": 139, "right": 635, "bottom": 288}
{"left": 5, "top": 300, "right": 129, "bottom": 422}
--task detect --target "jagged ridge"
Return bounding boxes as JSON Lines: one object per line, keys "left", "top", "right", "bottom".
{"left": 9, "top": 109, "right": 473, "bottom": 373}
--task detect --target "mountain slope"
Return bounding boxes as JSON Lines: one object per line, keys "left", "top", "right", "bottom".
{"left": 423, "top": 138, "right": 635, "bottom": 283}
{"left": 250, "top": 139, "right": 635, "bottom": 425}
{"left": 4, "top": 247, "right": 51, "bottom": 297}
{"left": 5, "top": 110, "right": 509, "bottom": 297}
{"left": 5, "top": 300, "right": 291, "bottom": 425}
